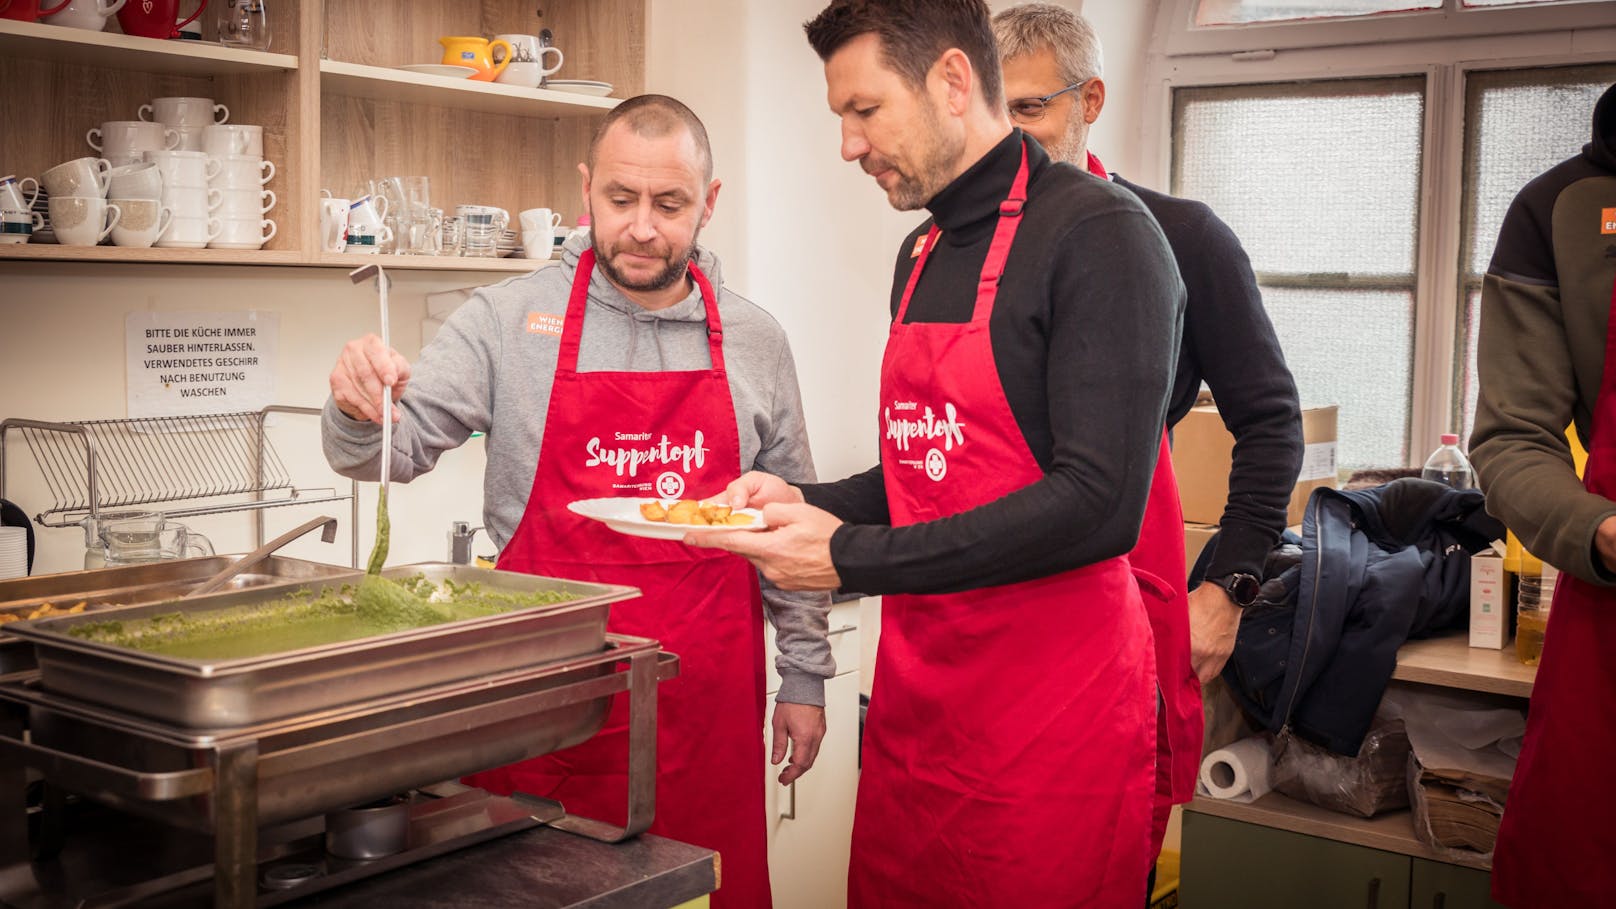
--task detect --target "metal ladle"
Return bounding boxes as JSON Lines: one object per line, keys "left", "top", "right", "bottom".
{"left": 350, "top": 264, "right": 393, "bottom": 575}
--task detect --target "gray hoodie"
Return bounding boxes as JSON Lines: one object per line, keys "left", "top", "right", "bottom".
{"left": 322, "top": 234, "right": 833, "bottom": 705}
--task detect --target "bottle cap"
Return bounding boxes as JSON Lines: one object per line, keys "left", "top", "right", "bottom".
{"left": 1440, "top": 433, "right": 1459, "bottom": 445}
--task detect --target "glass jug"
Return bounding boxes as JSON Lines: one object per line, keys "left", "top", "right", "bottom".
{"left": 82, "top": 512, "right": 214, "bottom": 569}
{"left": 217, "top": 0, "right": 269, "bottom": 51}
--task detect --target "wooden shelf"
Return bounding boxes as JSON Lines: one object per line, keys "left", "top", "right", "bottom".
{"left": 1187, "top": 793, "right": 1492, "bottom": 872}
{"left": 0, "top": 243, "right": 303, "bottom": 267}
{"left": 1391, "top": 632, "right": 1535, "bottom": 698}
{"left": 0, "top": 18, "right": 298, "bottom": 76}
{"left": 319, "top": 61, "right": 618, "bottom": 118}
{"left": 0, "top": 244, "right": 559, "bottom": 273}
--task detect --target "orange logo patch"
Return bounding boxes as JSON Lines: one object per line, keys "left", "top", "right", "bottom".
{"left": 526, "top": 312, "right": 563, "bottom": 337}
{"left": 1603, "top": 207, "right": 1616, "bottom": 235}
{"left": 910, "top": 234, "right": 928, "bottom": 258}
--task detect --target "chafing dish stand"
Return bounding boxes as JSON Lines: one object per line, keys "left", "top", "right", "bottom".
{"left": 0, "top": 636, "right": 678, "bottom": 908}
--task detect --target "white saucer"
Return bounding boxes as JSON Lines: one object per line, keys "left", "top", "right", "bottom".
{"left": 397, "top": 64, "right": 478, "bottom": 79}
{"left": 567, "top": 497, "right": 765, "bottom": 541}
{"left": 207, "top": 242, "right": 268, "bottom": 250}
{"left": 545, "top": 80, "right": 613, "bottom": 97}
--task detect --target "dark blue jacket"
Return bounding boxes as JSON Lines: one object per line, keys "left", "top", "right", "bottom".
{"left": 1218, "top": 478, "right": 1504, "bottom": 756}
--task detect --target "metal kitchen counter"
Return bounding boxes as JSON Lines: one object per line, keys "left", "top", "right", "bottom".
{"left": 293, "top": 825, "right": 718, "bottom": 909}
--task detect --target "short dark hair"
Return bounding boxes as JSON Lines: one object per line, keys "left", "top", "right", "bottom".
{"left": 587, "top": 94, "right": 713, "bottom": 182}
{"left": 804, "top": 0, "right": 1003, "bottom": 108}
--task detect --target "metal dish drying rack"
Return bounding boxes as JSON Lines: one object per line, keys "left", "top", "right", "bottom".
{"left": 0, "top": 405, "right": 360, "bottom": 567}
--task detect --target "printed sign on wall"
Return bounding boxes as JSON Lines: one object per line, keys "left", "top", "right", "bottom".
{"left": 126, "top": 311, "right": 279, "bottom": 418}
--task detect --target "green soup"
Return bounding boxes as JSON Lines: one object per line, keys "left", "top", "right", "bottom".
{"left": 65, "top": 576, "right": 577, "bottom": 661}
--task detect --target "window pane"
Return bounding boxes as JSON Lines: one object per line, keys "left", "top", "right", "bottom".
{"left": 1265, "top": 287, "right": 1415, "bottom": 468}
{"left": 1173, "top": 78, "right": 1424, "bottom": 276}
{"left": 1196, "top": 0, "right": 1439, "bottom": 26}
{"left": 1453, "top": 64, "right": 1616, "bottom": 439}
{"left": 1462, "top": 0, "right": 1595, "bottom": 6}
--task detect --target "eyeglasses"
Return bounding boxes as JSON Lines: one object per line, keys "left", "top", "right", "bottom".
{"left": 1006, "top": 78, "right": 1092, "bottom": 123}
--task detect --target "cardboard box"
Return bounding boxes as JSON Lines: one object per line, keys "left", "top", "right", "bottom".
{"left": 1174, "top": 404, "right": 1339, "bottom": 526}
{"left": 1184, "top": 522, "right": 1218, "bottom": 571}
{"left": 1469, "top": 549, "right": 1507, "bottom": 650}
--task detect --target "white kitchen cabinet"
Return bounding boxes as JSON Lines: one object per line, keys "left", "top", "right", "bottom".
{"left": 761, "top": 598, "right": 861, "bottom": 909}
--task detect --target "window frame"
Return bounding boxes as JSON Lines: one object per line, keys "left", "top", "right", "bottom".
{"left": 1141, "top": 0, "right": 1616, "bottom": 464}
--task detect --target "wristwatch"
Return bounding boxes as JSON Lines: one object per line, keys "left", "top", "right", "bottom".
{"left": 1213, "top": 572, "right": 1262, "bottom": 608}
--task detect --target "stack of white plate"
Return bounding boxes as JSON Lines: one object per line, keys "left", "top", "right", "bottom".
{"left": 497, "top": 228, "right": 520, "bottom": 258}
{"left": 0, "top": 527, "right": 26, "bottom": 579}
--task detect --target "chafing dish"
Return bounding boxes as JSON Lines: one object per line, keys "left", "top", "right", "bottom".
{"left": 0, "top": 554, "right": 358, "bottom": 618}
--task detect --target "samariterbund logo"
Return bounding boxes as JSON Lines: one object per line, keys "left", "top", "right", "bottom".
{"left": 885, "top": 401, "right": 964, "bottom": 482}
{"left": 585, "top": 431, "right": 710, "bottom": 495}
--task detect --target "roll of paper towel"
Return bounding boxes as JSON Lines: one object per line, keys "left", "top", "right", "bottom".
{"left": 1198, "top": 736, "right": 1275, "bottom": 802}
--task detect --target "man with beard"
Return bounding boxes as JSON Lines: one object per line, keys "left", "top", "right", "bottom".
{"left": 691, "top": 2, "right": 1184, "bottom": 905}
{"left": 993, "top": 3, "right": 1303, "bottom": 891}
{"left": 321, "top": 94, "right": 832, "bottom": 909}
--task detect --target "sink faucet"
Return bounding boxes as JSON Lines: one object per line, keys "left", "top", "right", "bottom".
{"left": 449, "top": 521, "right": 484, "bottom": 565}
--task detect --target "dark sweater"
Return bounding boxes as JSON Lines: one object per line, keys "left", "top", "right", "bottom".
{"left": 802, "top": 131, "right": 1185, "bottom": 595}
{"left": 1113, "top": 176, "right": 1304, "bottom": 581}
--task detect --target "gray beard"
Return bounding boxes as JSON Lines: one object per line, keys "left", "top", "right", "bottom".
{"left": 592, "top": 227, "right": 698, "bottom": 293}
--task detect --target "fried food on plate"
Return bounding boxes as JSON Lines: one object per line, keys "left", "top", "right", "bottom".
{"left": 639, "top": 499, "right": 755, "bottom": 527}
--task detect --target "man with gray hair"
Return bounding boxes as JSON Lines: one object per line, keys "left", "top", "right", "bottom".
{"left": 994, "top": 0, "right": 1304, "bottom": 879}
{"left": 322, "top": 94, "right": 831, "bottom": 908}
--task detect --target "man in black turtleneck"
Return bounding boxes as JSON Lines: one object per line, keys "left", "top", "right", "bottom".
{"left": 693, "top": 1, "right": 1184, "bottom": 903}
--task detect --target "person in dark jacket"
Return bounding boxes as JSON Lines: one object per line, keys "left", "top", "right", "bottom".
{"left": 1219, "top": 478, "right": 1502, "bottom": 755}
{"left": 993, "top": 3, "right": 1304, "bottom": 686}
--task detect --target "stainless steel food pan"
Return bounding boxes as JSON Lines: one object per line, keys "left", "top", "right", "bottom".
{"left": 3, "top": 563, "right": 638, "bottom": 728}
{"left": 0, "top": 555, "right": 359, "bottom": 619}
{"left": 0, "top": 637, "right": 675, "bottom": 830}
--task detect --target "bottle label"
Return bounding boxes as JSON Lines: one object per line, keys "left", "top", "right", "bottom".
{"left": 1299, "top": 440, "right": 1338, "bottom": 482}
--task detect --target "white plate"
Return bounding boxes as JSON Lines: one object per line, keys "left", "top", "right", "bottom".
{"left": 545, "top": 80, "right": 614, "bottom": 97}
{"left": 397, "top": 64, "right": 479, "bottom": 79}
{"left": 568, "top": 497, "right": 765, "bottom": 541}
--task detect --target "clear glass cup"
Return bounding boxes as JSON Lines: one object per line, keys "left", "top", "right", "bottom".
{"left": 217, "top": 0, "right": 270, "bottom": 51}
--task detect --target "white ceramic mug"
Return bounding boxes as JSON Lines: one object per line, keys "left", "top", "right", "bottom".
{"left": 0, "top": 210, "right": 43, "bottom": 245}
{"left": 202, "top": 124, "right": 263, "bottom": 158}
{"left": 521, "top": 229, "right": 555, "bottom": 260}
{"left": 144, "top": 149, "right": 221, "bottom": 188}
{"left": 139, "top": 97, "right": 229, "bottom": 128}
{"left": 493, "top": 34, "right": 563, "bottom": 75}
{"left": 162, "top": 185, "right": 223, "bottom": 219}
{"left": 107, "top": 162, "right": 163, "bottom": 201}
{"left": 0, "top": 175, "right": 40, "bottom": 214}
{"left": 519, "top": 208, "right": 564, "bottom": 233}
{"left": 344, "top": 197, "right": 391, "bottom": 254}
{"left": 169, "top": 124, "right": 207, "bottom": 152}
{"left": 87, "top": 121, "right": 179, "bottom": 164}
{"left": 108, "top": 198, "right": 173, "bottom": 249}
{"left": 156, "top": 214, "right": 222, "bottom": 249}
{"left": 40, "top": 157, "right": 112, "bottom": 198}
{"left": 49, "top": 196, "right": 120, "bottom": 246}
{"left": 321, "top": 197, "right": 350, "bottom": 253}
{"left": 210, "top": 217, "right": 276, "bottom": 249}
{"left": 41, "top": 0, "right": 127, "bottom": 31}
{"left": 215, "top": 187, "right": 275, "bottom": 217}
{"left": 211, "top": 155, "right": 274, "bottom": 188}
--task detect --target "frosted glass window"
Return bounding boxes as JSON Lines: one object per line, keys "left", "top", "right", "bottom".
{"left": 1173, "top": 78, "right": 1424, "bottom": 468}
{"left": 1195, "top": 0, "right": 1439, "bottom": 25}
{"left": 1462, "top": 0, "right": 1595, "bottom": 6}
{"left": 1455, "top": 64, "right": 1616, "bottom": 441}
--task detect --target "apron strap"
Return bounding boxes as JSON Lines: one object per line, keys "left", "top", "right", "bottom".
{"left": 557, "top": 249, "right": 728, "bottom": 374}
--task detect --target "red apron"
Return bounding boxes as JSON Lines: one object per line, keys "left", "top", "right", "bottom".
{"left": 1491, "top": 278, "right": 1616, "bottom": 908}
{"left": 463, "top": 250, "right": 771, "bottom": 909}
{"left": 1088, "top": 149, "right": 1204, "bottom": 853}
{"left": 847, "top": 141, "right": 1158, "bottom": 907}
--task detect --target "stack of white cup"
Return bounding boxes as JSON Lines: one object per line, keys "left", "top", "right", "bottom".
{"left": 145, "top": 150, "right": 221, "bottom": 249}
{"left": 520, "top": 207, "right": 563, "bottom": 259}
{"left": 139, "top": 97, "right": 230, "bottom": 154}
{"left": 0, "top": 527, "right": 26, "bottom": 581}
{"left": 203, "top": 123, "right": 275, "bottom": 249}
{"left": 87, "top": 120, "right": 179, "bottom": 168}
{"left": 106, "top": 160, "right": 172, "bottom": 249}
{"left": 39, "top": 157, "right": 120, "bottom": 247}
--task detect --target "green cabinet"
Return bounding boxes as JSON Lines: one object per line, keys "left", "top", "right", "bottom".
{"left": 1183, "top": 814, "right": 1507, "bottom": 909}
{"left": 1410, "top": 859, "right": 1506, "bottom": 909}
{"left": 1183, "top": 813, "right": 1411, "bottom": 909}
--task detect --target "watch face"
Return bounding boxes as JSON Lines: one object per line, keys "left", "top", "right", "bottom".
{"left": 1227, "top": 573, "right": 1261, "bottom": 607}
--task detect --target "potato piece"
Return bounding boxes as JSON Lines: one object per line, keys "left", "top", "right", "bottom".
{"left": 0, "top": 614, "right": 17, "bottom": 625}
{"left": 640, "top": 501, "right": 669, "bottom": 522}
{"left": 699, "top": 503, "right": 732, "bottom": 525}
{"left": 67, "top": 602, "right": 86, "bottom": 614}
{"left": 666, "top": 500, "right": 702, "bottom": 525}
{"left": 725, "top": 513, "right": 756, "bottom": 526}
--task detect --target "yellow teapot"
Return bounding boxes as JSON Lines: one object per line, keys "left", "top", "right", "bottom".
{"left": 438, "top": 36, "right": 513, "bottom": 82}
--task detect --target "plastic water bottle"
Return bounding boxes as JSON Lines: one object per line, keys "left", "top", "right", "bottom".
{"left": 565, "top": 213, "right": 591, "bottom": 249}
{"left": 1421, "top": 433, "right": 1476, "bottom": 490}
